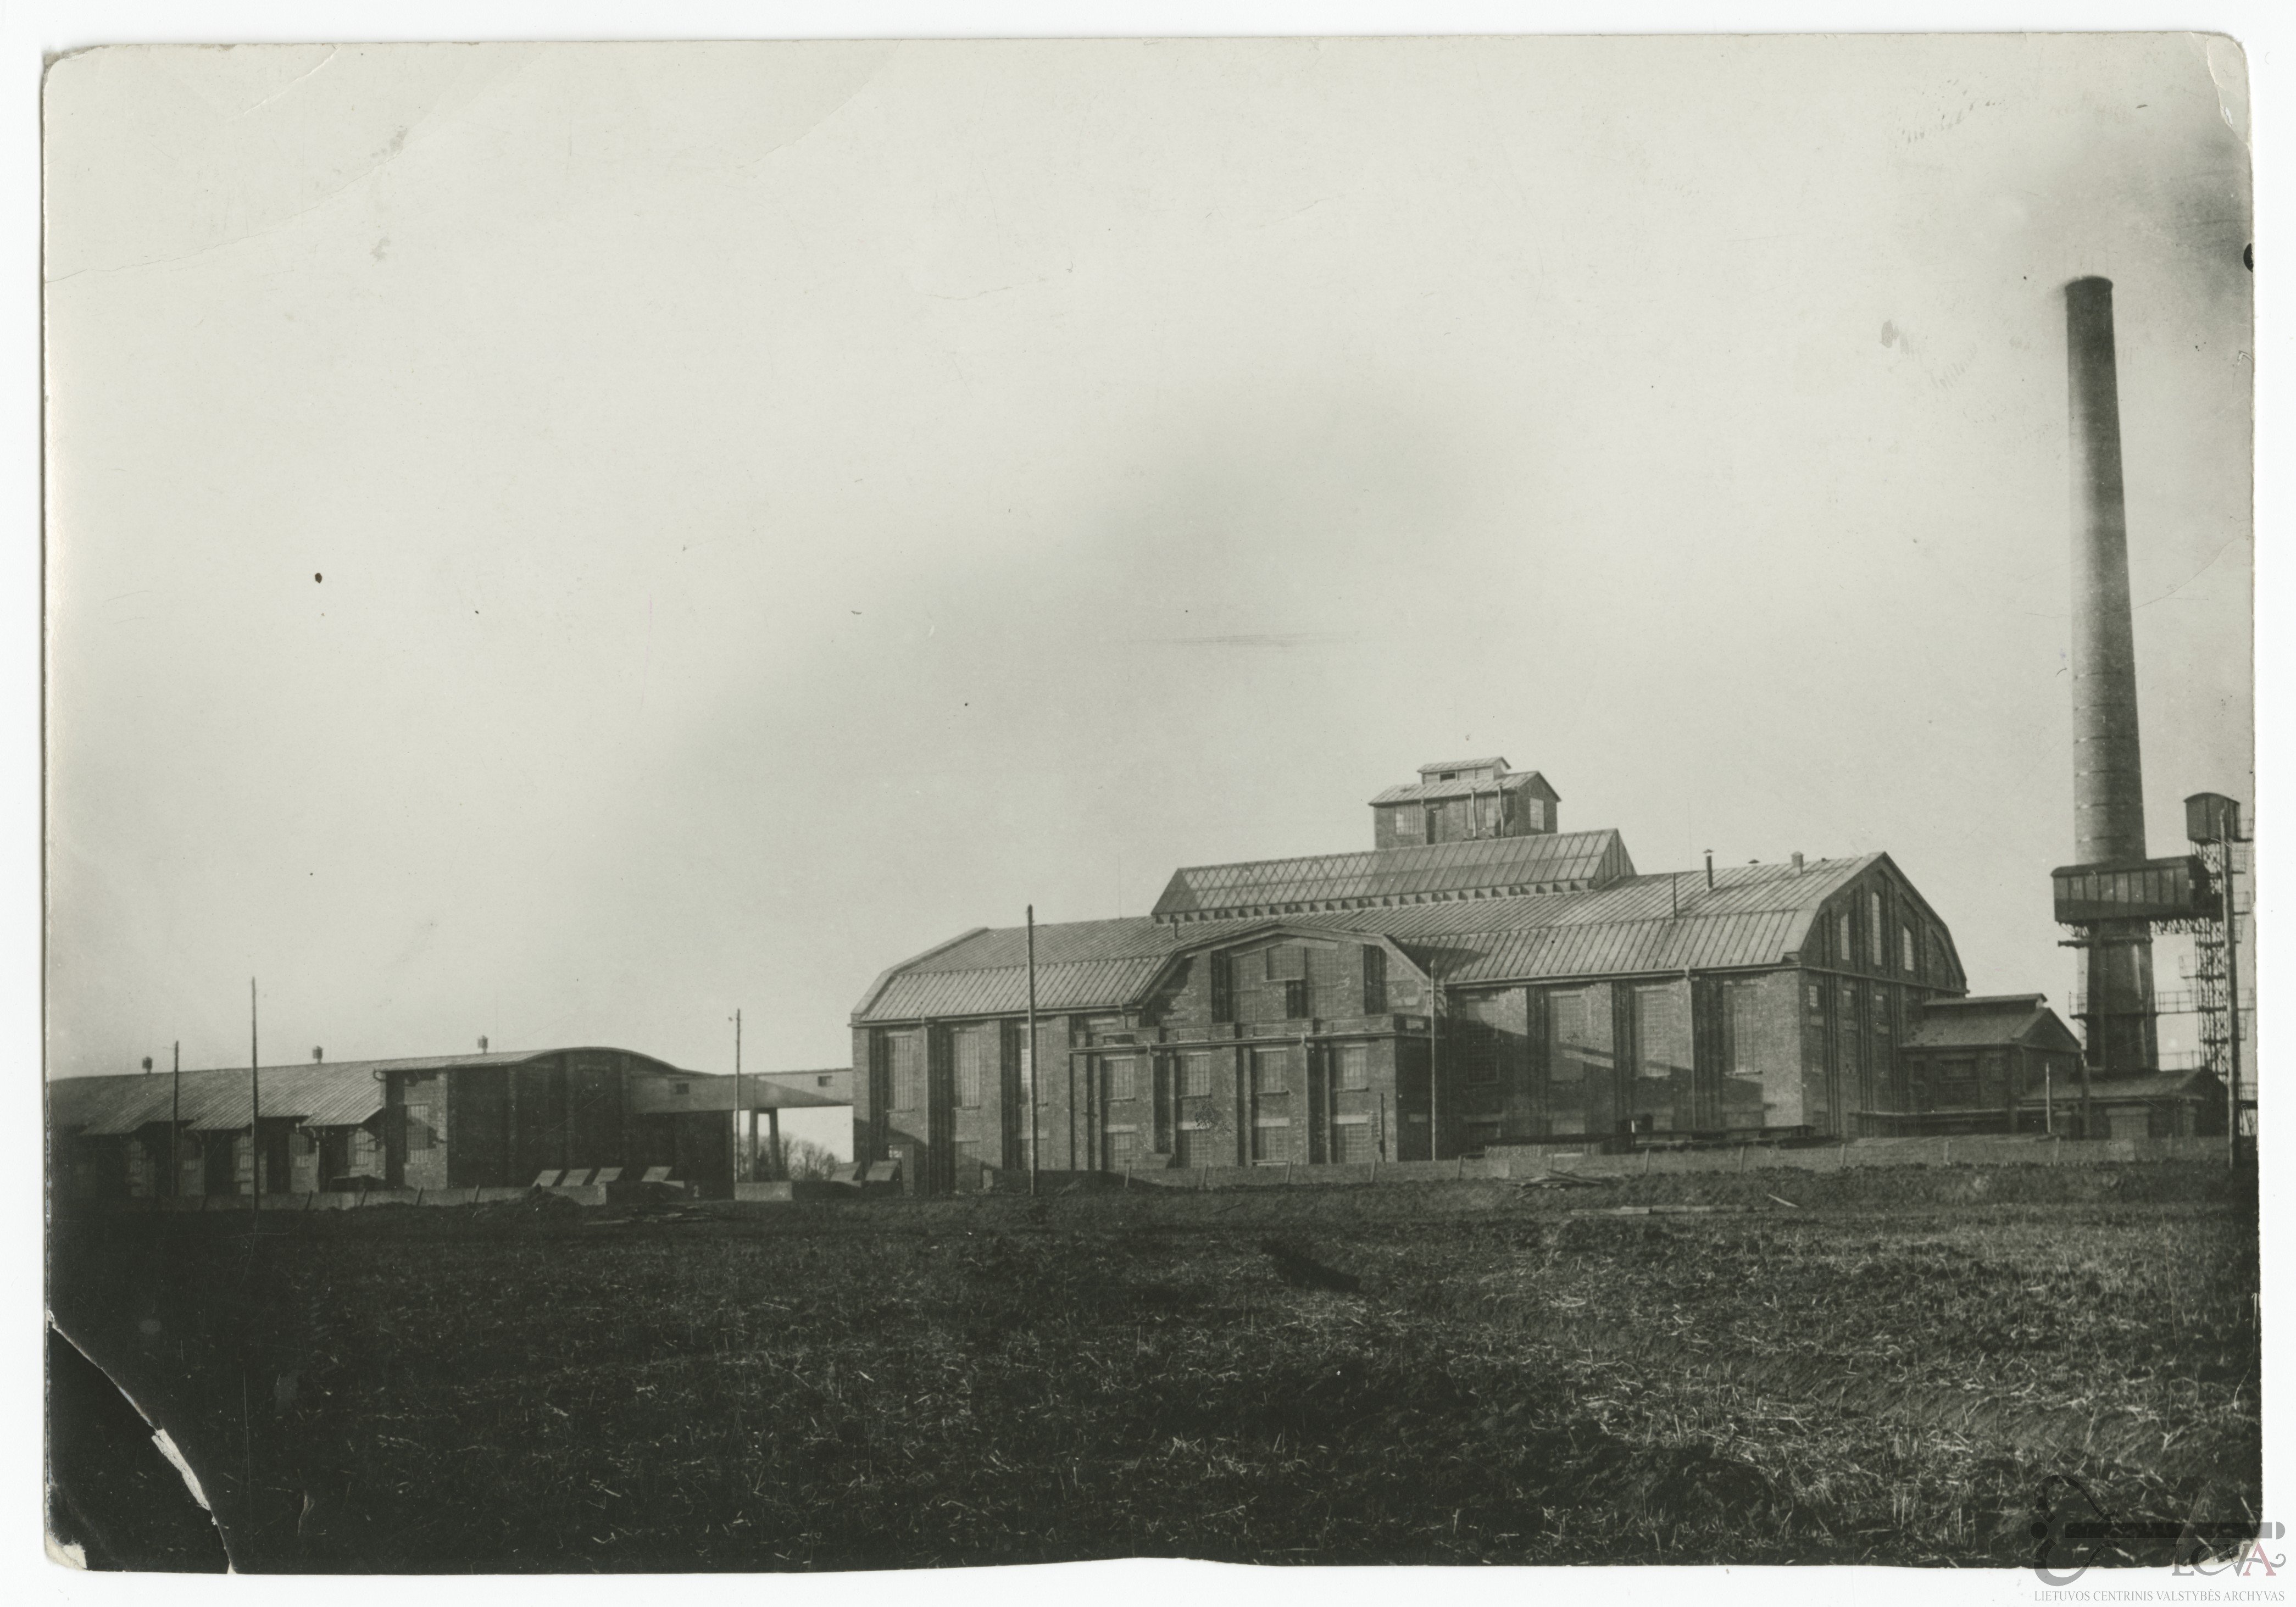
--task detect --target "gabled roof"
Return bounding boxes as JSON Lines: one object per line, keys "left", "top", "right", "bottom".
{"left": 1152, "top": 830, "right": 1633, "bottom": 922}
{"left": 1371, "top": 771, "right": 1558, "bottom": 806}
{"left": 1902, "top": 996, "right": 2081, "bottom": 1054}
{"left": 855, "top": 854, "right": 1894, "bottom": 1024}
{"left": 47, "top": 1048, "right": 688, "bottom": 1136}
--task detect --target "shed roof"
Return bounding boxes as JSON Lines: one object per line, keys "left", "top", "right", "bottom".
{"left": 48, "top": 1047, "right": 688, "bottom": 1136}
{"left": 1152, "top": 830, "right": 1633, "bottom": 921}
{"left": 1417, "top": 757, "right": 1510, "bottom": 776}
{"left": 856, "top": 854, "right": 1888, "bottom": 1023}
{"left": 2064, "top": 1070, "right": 2225, "bottom": 1102}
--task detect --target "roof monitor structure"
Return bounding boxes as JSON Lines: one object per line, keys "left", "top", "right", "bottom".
{"left": 1371, "top": 759, "right": 1560, "bottom": 848}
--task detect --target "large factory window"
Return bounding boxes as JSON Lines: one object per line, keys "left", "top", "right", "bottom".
{"left": 1105, "top": 1056, "right": 1138, "bottom": 1102}
{"left": 1250, "top": 1116, "right": 1288, "bottom": 1162}
{"left": 1721, "top": 982, "right": 1767, "bottom": 1129}
{"left": 955, "top": 1027, "right": 988, "bottom": 1108}
{"left": 1282, "top": 978, "right": 1311, "bottom": 1020}
{"left": 1181, "top": 1052, "right": 1214, "bottom": 1098}
{"left": 1361, "top": 947, "right": 1387, "bottom": 1015}
{"left": 890, "top": 1034, "right": 924, "bottom": 1111}
{"left": 1546, "top": 989, "right": 1604, "bottom": 1137}
{"left": 1251, "top": 1048, "right": 1288, "bottom": 1096}
{"left": 1338, "top": 1044, "right": 1370, "bottom": 1091}
{"left": 1837, "top": 911, "right": 1855, "bottom": 967}
{"left": 1632, "top": 983, "right": 1692, "bottom": 1132}
{"left": 1900, "top": 926, "right": 1916, "bottom": 975}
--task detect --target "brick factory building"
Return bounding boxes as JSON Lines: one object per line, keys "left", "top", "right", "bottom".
{"left": 851, "top": 760, "right": 2004, "bottom": 1194}
{"left": 48, "top": 1046, "right": 845, "bottom": 1205}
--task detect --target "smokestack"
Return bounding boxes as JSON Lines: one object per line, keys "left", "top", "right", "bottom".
{"left": 2063, "top": 276, "right": 2158, "bottom": 1073}
{"left": 2065, "top": 277, "right": 2149, "bottom": 865}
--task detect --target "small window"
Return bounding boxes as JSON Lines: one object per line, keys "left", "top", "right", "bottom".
{"left": 1209, "top": 954, "right": 1234, "bottom": 1022}
{"left": 1339, "top": 1044, "right": 1371, "bottom": 1091}
{"left": 404, "top": 1103, "right": 433, "bottom": 1151}
{"left": 1837, "top": 911, "right": 1854, "bottom": 965}
{"left": 1283, "top": 978, "right": 1310, "bottom": 1019}
{"left": 1361, "top": 947, "right": 1387, "bottom": 1015}
{"left": 1106, "top": 1057, "right": 1137, "bottom": 1102}
{"left": 1900, "top": 925, "right": 1916, "bottom": 974}
{"left": 816, "top": 1075, "right": 831, "bottom": 1088}
{"left": 673, "top": 1082, "right": 689, "bottom": 1095}
{"left": 1438, "top": 771, "right": 1458, "bottom": 781}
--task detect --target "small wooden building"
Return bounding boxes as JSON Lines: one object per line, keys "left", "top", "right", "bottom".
{"left": 1892, "top": 994, "right": 2086, "bottom": 1136}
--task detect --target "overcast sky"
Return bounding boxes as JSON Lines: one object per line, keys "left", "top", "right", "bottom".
{"left": 44, "top": 35, "right": 2251, "bottom": 1088}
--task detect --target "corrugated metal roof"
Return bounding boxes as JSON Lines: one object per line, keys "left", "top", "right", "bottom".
{"left": 866, "top": 957, "right": 1174, "bottom": 1022}
{"left": 1417, "top": 757, "right": 1510, "bottom": 776}
{"left": 49, "top": 1047, "right": 692, "bottom": 1135}
{"left": 1152, "top": 830, "right": 1634, "bottom": 920}
{"left": 855, "top": 855, "right": 1887, "bottom": 1022}
{"left": 1370, "top": 772, "right": 1554, "bottom": 805}
{"left": 1405, "top": 910, "right": 1813, "bottom": 987}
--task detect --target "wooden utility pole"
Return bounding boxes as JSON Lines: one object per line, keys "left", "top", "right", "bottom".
{"left": 1427, "top": 969, "right": 1442, "bottom": 1164}
{"left": 170, "top": 1042, "right": 180, "bottom": 1199}
{"left": 249, "top": 979, "right": 260, "bottom": 1211}
{"left": 1026, "top": 906, "right": 1040, "bottom": 1198}
{"left": 733, "top": 1008, "right": 744, "bottom": 1183}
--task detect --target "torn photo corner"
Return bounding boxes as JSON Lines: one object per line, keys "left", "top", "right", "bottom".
{"left": 43, "top": 35, "right": 2254, "bottom": 1576}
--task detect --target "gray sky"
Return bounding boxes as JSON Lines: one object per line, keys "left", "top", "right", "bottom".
{"left": 45, "top": 35, "right": 2251, "bottom": 1087}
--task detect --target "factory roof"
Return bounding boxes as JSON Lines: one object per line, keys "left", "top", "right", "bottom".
{"left": 1151, "top": 830, "right": 1633, "bottom": 921}
{"left": 629, "top": 1070, "right": 850, "bottom": 1113}
{"left": 47, "top": 1048, "right": 688, "bottom": 1136}
{"left": 1370, "top": 770, "right": 1558, "bottom": 806}
{"left": 855, "top": 853, "right": 1906, "bottom": 1023}
{"left": 1902, "top": 996, "right": 2081, "bottom": 1054}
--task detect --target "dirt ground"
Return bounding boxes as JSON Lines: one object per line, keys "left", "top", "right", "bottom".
{"left": 46, "top": 1161, "right": 2260, "bottom": 1572}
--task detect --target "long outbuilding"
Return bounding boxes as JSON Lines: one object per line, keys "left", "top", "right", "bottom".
{"left": 48, "top": 1046, "right": 845, "bottom": 1204}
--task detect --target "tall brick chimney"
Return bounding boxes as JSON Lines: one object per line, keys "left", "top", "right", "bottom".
{"left": 2064, "top": 276, "right": 2158, "bottom": 1072}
